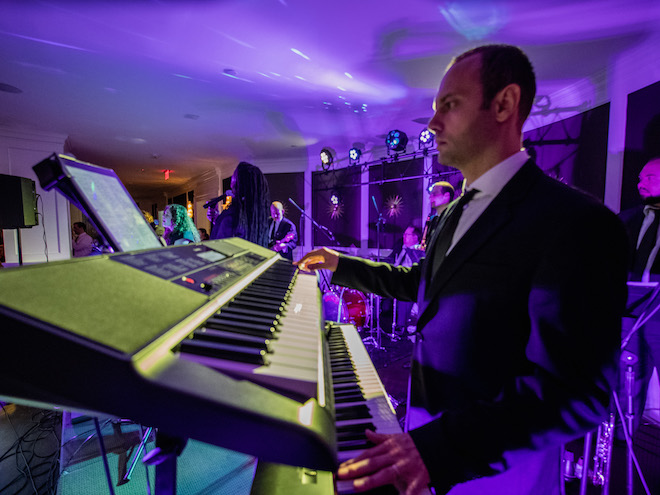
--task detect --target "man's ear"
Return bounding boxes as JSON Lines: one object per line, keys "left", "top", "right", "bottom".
{"left": 493, "top": 83, "right": 521, "bottom": 124}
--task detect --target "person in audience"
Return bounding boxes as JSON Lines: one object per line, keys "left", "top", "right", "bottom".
{"left": 198, "top": 227, "right": 210, "bottom": 241}
{"left": 268, "top": 201, "right": 297, "bottom": 260}
{"left": 72, "top": 222, "right": 94, "bottom": 257}
{"left": 296, "top": 44, "right": 628, "bottom": 495}
{"left": 162, "top": 204, "right": 200, "bottom": 245}
{"left": 142, "top": 210, "right": 156, "bottom": 231}
{"left": 211, "top": 162, "right": 270, "bottom": 247}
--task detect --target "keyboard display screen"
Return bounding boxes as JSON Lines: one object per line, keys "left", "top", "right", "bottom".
{"left": 112, "top": 245, "right": 267, "bottom": 296}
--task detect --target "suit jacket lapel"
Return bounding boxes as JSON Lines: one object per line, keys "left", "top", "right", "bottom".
{"left": 418, "top": 161, "right": 541, "bottom": 327}
{"left": 421, "top": 202, "right": 457, "bottom": 289}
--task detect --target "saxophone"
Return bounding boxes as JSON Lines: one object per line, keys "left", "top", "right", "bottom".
{"left": 592, "top": 413, "right": 615, "bottom": 490}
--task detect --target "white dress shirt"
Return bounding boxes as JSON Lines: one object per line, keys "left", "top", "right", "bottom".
{"left": 637, "top": 206, "right": 660, "bottom": 282}
{"left": 448, "top": 149, "right": 530, "bottom": 253}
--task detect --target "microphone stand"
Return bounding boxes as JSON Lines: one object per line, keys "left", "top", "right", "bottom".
{"left": 288, "top": 197, "right": 338, "bottom": 246}
{"left": 363, "top": 196, "right": 385, "bottom": 351}
{"left": 288, "top": 197, "right": 337, "bottom": 292}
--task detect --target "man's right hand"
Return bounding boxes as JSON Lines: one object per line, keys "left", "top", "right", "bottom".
{"left": 294, "top": 247, "right": 341, "bottom": 272}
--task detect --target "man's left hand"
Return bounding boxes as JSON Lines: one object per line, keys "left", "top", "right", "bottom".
{"left": 337, "top": 430, "right": 430, "bottom": 494}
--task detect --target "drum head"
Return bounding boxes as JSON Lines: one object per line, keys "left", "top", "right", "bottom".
{"left": 342, "top": 289, "right": 370, "bottom": 329}
{"left": 322, "top": 291, "right": 348, "bottom": 323}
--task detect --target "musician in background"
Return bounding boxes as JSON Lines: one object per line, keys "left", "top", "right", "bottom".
{"left": 420, "top": 181, "right": 455, "bottom": 250}
{"left": 72, "top": 222, "right": 94, "bottom": 257}
{"left": 162, "top": 204, "right": 200, "bottom": 245}
{"left": 212, "top": 162, "right": 270, "bottom": 247}
{"left": 387, "top": 225, "right": 423, "bottom": 335}
{"left": 618, "top": 155, "right": 660, "bottom": 435}
{"left": 268, "top": 201, "right": 297, "bottom": 260}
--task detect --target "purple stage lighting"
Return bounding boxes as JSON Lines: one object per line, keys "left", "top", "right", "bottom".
{"left": 419, "top": 128, "right": 433, "bottom": 148}
{"left": 349, "top": 147, "right": 361, "bottom": 164}
{"left": 385, "top": 130, "right": 408, "bottom": 152}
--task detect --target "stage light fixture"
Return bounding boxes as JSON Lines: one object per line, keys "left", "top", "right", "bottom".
{"left": 348, "top": 147, "right": 362, "bottom": 164}
{"left": 385, "top": 130, "right": 408, "bottom": 152}
{"left": 419, "top": 128, "right": 433, "bottom": 148}
{"left": 320, "top": 148, "right": 334, "bottom": 171}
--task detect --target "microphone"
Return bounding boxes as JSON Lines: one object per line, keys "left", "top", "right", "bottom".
{"left": 204, "top": 190, "right": 232, "bottom": 209}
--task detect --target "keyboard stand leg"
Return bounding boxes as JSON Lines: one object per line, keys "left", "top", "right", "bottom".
{"left": 143, "top": 433, "right": 188, "bottom": 495}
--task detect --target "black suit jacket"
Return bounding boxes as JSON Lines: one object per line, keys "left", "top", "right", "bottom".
{"left": 268, "top": 217, "right": 297, "bottom": 260}
{"left": 332, "top": 161, "right": 628, "bottom": 494}
{"left": 618, "top": 205, "right": 660, "bottom": 276}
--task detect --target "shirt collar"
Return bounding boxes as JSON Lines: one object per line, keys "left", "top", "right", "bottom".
{"left": 643, "top": 205, "right": 659, "bottom": 216}
{"left": 469, "top": 149, "right": 530, "bottom": 197}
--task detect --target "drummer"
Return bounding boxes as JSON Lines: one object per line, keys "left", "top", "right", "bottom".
{"left": 388, "top": 225, "right": 423, "bottom": 334}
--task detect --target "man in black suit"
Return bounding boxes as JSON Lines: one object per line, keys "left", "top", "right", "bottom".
{"left": 297, "top": 44, "right": 628, "bottom": 494}
{"left": 618, "top": 156, "right": 660, "bottom": 435}
{"left": 268, "top": 201, "right": 297, "bottom": 260}
{"left": 421, "top": 181, "right": 455, "bottom": 250}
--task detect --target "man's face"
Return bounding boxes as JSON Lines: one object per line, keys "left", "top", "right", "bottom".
{"left": 429, "top": 187, "right": 451, "bottom": 209}
{"left": 638, "top": 159, "right": 660, "bottom": 205}
{"left": 428, "top": 55, "right": 493, "bottom": 170}
{"left": 403, "top": 227, "right": 418, "bottom": 248}
{"left": 72, "top": 224, "right": 83, "bottom": 235}
{"left": 270, "top": 205, "right": 283, "bottom": 222}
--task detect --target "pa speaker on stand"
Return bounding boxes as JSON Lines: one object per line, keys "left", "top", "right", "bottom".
{"left": 0, "top": 174, "right": 39, "bottom": 265}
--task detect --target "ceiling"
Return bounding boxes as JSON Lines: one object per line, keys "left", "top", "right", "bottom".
{"left": 1, "top": 0, "right": 659, "bottom": 197}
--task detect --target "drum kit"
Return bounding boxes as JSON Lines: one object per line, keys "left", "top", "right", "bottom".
{"left": 322, "top": 285, "right": 409, "bottom": 349}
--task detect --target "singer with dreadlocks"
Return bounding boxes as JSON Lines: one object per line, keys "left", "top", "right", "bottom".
{"left": 210, "top": 161, "right": 271, "bottom": 247}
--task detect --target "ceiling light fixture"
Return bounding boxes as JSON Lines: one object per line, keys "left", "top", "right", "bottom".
{"left": 0, "top": 83, "right": 23, "bottom": 94}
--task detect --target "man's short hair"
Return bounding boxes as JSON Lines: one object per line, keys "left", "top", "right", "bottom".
{"left": 271, "top": 201, "right": 284, "bottom": 210}
{"left": 406, "top": 225, "right": 422, "bottom": 239}
{"left": 454, "top": 44, "right": 536, "bottom": 124}
{"left": 73, "top": 222, "right": 86, "bottom": 232}
{"left": 431, "top": 181, "right": 455, "bottom": 201}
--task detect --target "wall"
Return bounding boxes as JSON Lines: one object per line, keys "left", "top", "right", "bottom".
{"left": 0, "top": 127, "right": 69, "bottom": 266}
{"left": 605, "top": 32, "right": 660, "bottom": 211}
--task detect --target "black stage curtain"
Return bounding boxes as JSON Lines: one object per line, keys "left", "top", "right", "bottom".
{"left": 621, "top": 80, "right": 660, "bottom": 211}
{"left": 265, "top": 172, "right": 305, "bottom": 240}
{"left": 312, "top": 167, "right": 361, "bottom": 247}
{"left": 523, "top": 103, "right": 610, "bottom": 202}
{"left": 368, "top": 158, "right": 424, "bottom": 250}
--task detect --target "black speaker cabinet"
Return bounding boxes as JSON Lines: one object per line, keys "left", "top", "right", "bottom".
{"left": 0, "top": 174, "right": 38, "bottom": 229}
